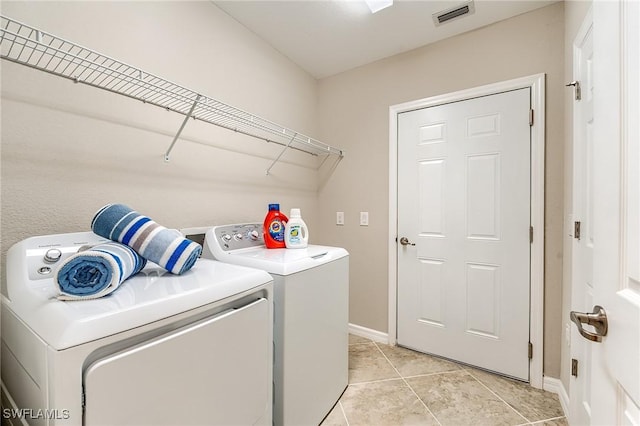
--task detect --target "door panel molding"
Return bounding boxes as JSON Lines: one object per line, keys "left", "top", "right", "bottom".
{"left": 389, "top": 73, "right": 545, "bottom": 389}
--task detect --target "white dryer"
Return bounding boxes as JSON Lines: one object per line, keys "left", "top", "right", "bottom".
{"left": 1, "top": 231, "right": 274, "bottom": 426}
{"left": 184, "top": 224, "right": 349, "bottom": 426}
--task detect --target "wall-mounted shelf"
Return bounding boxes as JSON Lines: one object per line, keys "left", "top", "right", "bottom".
{"left": 0, "top": 15, "right": 343, "bottom": 173}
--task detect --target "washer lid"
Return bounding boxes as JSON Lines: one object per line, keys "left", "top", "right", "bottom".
{"left": 212, "top": 245, "right": 349, "bottom": 276}
{"left": 4, "top": 257, "right": 272, "bottom": 350}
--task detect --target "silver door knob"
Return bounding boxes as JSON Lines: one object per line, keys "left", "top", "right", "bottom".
{"left": 570, "top": 305, "right": 608, "bottom": 342}
{"left": 399, "top": 237, "right": 415, "bottom": 246}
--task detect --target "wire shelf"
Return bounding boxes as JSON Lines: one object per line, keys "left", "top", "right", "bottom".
{"left": 0, "top": 15, "right": 344, "bottom": 166}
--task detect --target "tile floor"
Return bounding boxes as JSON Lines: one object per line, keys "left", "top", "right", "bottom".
{"left": 321, "top": 335, "right": 567, "bottom": 426}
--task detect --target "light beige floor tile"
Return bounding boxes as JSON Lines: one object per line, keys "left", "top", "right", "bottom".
{"left": 349, "top": 342, "right": 400, "bottom": 384}
{"left": 406, "top": 370, "right": 526, "bottom": 426}
{"left": 468, "top": 368, "right": 564, "bottom": 422}
{"left": 377, "top": 344, "right": 462, "bottom": 377}
{"left": 340, "top": 380, "right": 439, "bottom": 426}
{"left": 320, "top": 402, "right": 348, "bottom": 426}
{"left": 349, "top": 334, "right": 373, "bottom": 345}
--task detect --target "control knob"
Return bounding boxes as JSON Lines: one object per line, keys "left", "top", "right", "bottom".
{"left": 234, "top": 233, "right": 244, "bottom": 241}
{"left": 249, "top": 230, "right": 260, "bottom": 241}
{"left": 44, "top": 248, "right": 62, "bottom": 263}
{"left": 221, "top": 234, "right": 232, "bottom": 243}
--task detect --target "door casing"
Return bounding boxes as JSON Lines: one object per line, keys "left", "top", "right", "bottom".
{"left": 388, "top": 74, "right": 545, "bottom": 389}
{"left": 568, "top": 8, "right": 593, "bottom": 424}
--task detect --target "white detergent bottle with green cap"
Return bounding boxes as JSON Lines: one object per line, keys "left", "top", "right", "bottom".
{"left": 285, "top": 208, "right": 309, "bottom": 249}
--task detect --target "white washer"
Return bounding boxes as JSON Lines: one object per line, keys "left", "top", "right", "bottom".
{"left": 185, "top": 223, "right": 349, "bottom": 426}
{"left": 1, "top": 231, "right": 274, "bottom": 426}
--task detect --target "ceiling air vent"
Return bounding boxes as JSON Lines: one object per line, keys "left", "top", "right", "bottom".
{"left": 433, "top": 1, "right": 475, "bottom": 26}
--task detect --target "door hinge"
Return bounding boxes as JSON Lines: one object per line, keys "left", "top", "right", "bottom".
{"left": 529, "top": 109, "right": 534, "bottom": 126}
{"left": 566, "top": 81, "right": 582, "bottom": 101}
{"left": 574, "top": 221, "right": 581, "bottom": 240}
{"left": 529, "top": 226, "right": 534, "bottom": 243}
{"left": 571, "top": 358, "right": 579, "bottom": 377}
{"left": 528, "top": 342, "right": 533, "bottom": 359}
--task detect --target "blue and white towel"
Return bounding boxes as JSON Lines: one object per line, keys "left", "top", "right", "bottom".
{"left": 91, "top": 203, "right": 202, "bottom": 275}
{"left": 56, "top": 242, "right": 146, "bottom": 300}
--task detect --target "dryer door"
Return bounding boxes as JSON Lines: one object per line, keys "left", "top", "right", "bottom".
{"left": 83, "top": 297, "right": 271, "bottom": 426}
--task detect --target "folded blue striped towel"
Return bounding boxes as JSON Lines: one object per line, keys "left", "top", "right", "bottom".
{"left": 56, "top": 242, "right": 146, "bottom": 300}
{"left": 91, "top": 203, "right": 202, "bottom": 275}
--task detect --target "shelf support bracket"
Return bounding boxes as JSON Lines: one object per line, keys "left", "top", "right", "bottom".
{"left": 265, "top": 133, "right": 297, "bottom": 175}
{"left": 164, "top": 94, "right": 201, "bottom": 162}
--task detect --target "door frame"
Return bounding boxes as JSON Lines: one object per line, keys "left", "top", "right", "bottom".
{"left": 388, "top": 74, "right": 545, "bottom": 389}
{"left": 568, "top": 7, "right": 593, "bottom": 424}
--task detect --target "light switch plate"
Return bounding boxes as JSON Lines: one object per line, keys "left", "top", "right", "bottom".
{"left": 360, "top": 211, "right": 369, "bottom": 226}
{"left": 336, "top": 212, "right": 345, "bottom": 225}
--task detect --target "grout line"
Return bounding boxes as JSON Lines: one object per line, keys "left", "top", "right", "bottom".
{"left": 338, "top": 401, "right": 350, "bottom": 426}
{"left": 529, "top": 416, "right": 567, "bottom": 425}
{"left": 373, "top": 342, "right": 444, "bottom": 426}
{"left": 348, "top": 340, "right": 376, "bottom": 346}
{"left": 348, "top": 377, "right": 405, "bottom": 386}
{"left": 401, "top": 369, "right": 466, "bottom": 380}
{"left": 465, "top": 369, "right": 531, "bottom": 424}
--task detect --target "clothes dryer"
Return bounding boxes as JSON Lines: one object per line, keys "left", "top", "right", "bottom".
{"left": 184, "top": 224, "right": 349, "bottom": 426}
{"left": 1, "top": 231, "right": 273, "bottom": 426}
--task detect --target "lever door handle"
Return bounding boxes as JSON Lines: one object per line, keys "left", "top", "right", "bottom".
{"left": 399, "top": 237, "right": 415, "bottom": 246}
{"left": 570, "top": 305, "right": 608, "bottom": 342}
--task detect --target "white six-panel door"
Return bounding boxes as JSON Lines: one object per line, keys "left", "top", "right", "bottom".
{"left": 397, "top": 88, "right": 531, "bottom": 380}
{"left": 588, "top": 1, "right": 640, "bottom": 424}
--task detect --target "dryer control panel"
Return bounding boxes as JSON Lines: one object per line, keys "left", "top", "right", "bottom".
{"left": 19, "top": 232, "right": 109, "bottom": 281}
{"left": 212, "top": 223, "right": 265, "bottom": 252}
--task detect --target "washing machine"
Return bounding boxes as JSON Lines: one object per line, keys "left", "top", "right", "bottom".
{"left": 1, "top": 231, "right": 274, "bottom": 426}
{"left": 183, "top": 224, "right": 349, "bottom": 426}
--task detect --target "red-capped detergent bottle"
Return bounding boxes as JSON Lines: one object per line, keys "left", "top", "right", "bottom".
{"left": 263, "top": 203, "right": 288, "bottom": 248}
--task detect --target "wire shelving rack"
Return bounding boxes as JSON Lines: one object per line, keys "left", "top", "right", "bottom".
{"left": 0, "top": 15, "right": 344, "bottom": 173}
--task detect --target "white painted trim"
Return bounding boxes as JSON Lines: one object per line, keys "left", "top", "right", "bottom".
{"left": 543, "top": 377, "right": 570, "bottom": 419}
{"left": 348, "top": 323, "right": 389, "bottom": 344}
{"left": 568, "top": 8, "right": 593, "bottom": 426}
{"left": 388, "top": 73, "right": 546, "bottom": 389}
{"left": 388, "top": 96, "right": 399, "bottom": 347}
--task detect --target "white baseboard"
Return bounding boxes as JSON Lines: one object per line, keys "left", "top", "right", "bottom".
{"left": 543, "top": 376, "right": 570, "bottom": 418}
{"left": 348, "top": 323, "right": 389, "bottom": 344}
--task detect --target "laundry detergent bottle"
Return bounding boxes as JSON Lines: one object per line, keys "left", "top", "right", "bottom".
{"left": 285, "top": 208, "right": 309, "bottom": 249}
{"left": 263, "top": 203, "right": 288, "bottom": 248}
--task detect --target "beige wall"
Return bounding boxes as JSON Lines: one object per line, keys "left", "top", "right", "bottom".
{"left": 561, "top": 0, "right": 592, "bottom": 393}
{"left": 1, "top": 1, "right": 323, "bottom": 289}
{"left": 2, "top": 1, "right": 576, "bottom": 382}
{"left": 316, "top": 3, "right": 566, "bottom": 378}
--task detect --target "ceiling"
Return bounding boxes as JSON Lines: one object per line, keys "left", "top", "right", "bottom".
{"left": 213, "top": 0, "right": 558, "bottom": 79}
